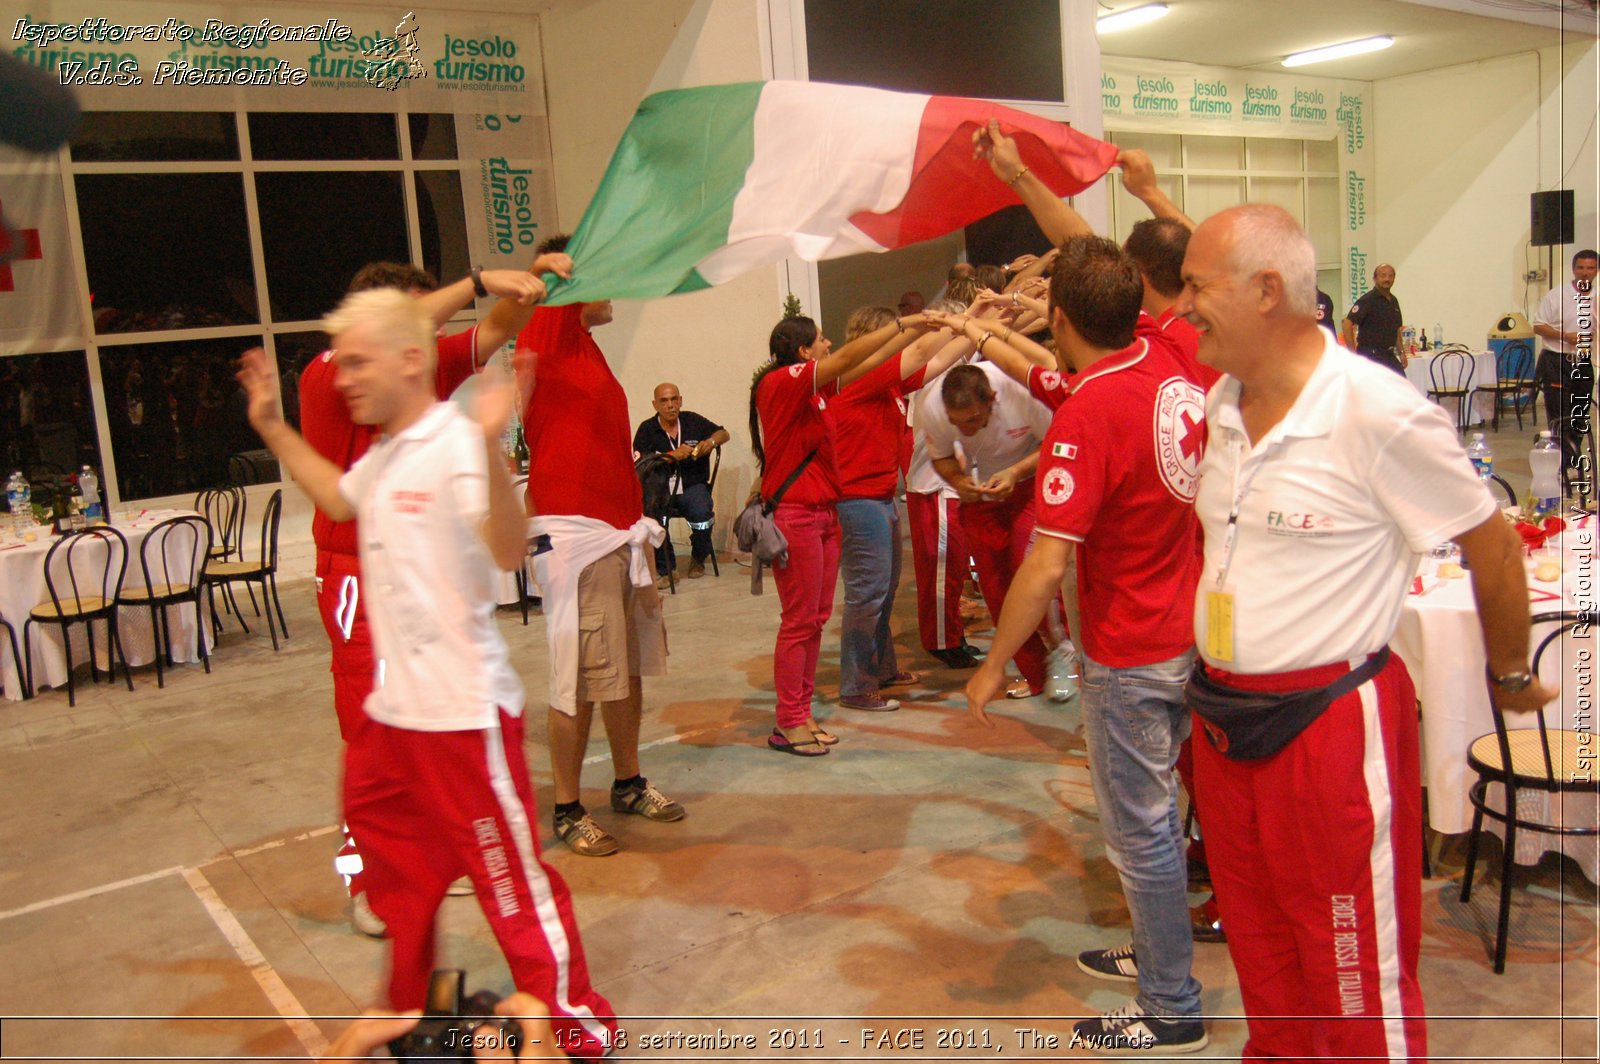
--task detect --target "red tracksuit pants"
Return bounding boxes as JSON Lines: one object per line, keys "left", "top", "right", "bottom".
{"left": 905, "top": 490, "right": 969, "bottom": 652}
{"left": 316, "top": 552, "right": 375, "bottom": 899}
{"left": 346, "top": 711, "right": 618, "bottom": 1060}
{"left": 1192, "top": 652, "right": 1427, "bottom": 1063}
{"left": 958, "top": 489, "right": 1046, "bottom": 692}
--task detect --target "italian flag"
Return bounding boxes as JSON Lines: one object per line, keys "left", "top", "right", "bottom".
{"left": 544, "top": 81, "right": 1118, "bottom": 305}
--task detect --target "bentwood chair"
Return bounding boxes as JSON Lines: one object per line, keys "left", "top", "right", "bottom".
{"left": 1460, "top": 612, "right": 1599, "bottom": 972}
{"left": 1427, "top": 347, "right": 1475, "bottom": 431}
{"left": 118, "top": 514, "right": 212, "bottom": 687}
{"left": 0, "top": 608, "right": 27, "bottom": 699}
{"left": 663, "top": 444, "right": 722, "bottom": 579}
{"left": 1473, "top": 341, "right": 1539, "bottom": 432}
{"left": 202, "top": 489, "right": 287, "bottom": 650}
{"left": 24, "top": 526, "right": 133, "bottom": 706}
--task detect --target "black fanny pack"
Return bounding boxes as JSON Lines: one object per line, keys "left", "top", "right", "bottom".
{"left": 1186, "top": 647, "right": 1391, "bottom": 762}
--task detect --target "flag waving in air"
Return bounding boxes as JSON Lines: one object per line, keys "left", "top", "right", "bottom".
{"left": 542, "top": 80, "right": 1118, "bottom": 305}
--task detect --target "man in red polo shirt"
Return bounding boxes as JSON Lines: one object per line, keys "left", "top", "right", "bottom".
{"left": 967, "top": 237, "right": 1209, "bottom": 1054}
{"left": 300, "top": 258, "right": 560, "bottom": 936}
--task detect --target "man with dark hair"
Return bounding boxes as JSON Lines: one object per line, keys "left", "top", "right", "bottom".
{"left": 967, "top": 234, "right": 1210, "bottom": 1055}
{"left": 300, "top": 257, "right": 560, "bottom": 937}
{"left": 518, "top": 234, "right": 684, "bottom": 858}
{"left": 1341, "top": 264, "right": 1406, "bottom": 373}
{"left": 1534, "top": 248, "right": 1598, "bottom": 481}
{"left": 632, "top": 383, "right": 729, "bottom": 582}
{"left": 921, "top": 361, "right": 1052, "bottom": 697}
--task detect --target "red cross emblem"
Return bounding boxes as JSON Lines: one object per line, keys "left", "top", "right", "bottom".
{"left": 1179, "top": 408, "right": 1204, "bottom": 460}
{"left": 0, "top": 198, "right": 42, "bottom": 293}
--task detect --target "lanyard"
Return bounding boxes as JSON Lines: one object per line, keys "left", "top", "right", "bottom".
{"left": 1215, "top": 435, "right": 1267, "bottom": 589}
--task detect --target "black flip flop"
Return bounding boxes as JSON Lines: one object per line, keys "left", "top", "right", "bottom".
{"left": 768, "top": 729, "right": 829, "bottom": 756}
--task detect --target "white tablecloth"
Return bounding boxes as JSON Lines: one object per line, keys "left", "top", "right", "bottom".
{"left": 0, "top": 510, "right": 212, "bottom": 700}
{"left": 1393, "top": 524, "right": 1598, "bottom": 882}
{"left": 1402, "top": 349, "right": 1501, "bottom": 428}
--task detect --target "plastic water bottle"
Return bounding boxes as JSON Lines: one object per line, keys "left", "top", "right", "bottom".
{"left": 1465, "top": 433, "right": 1493, "bottom": 480}
{"left": 66, "top": 480, "right": 85, "bottom": 532}
{"left": 1434, "top": 322, "right": 1444, "bottom": 347}
{"left": 78, "top": 465, "right": 102, "bottom": 521}
{"left": 1529, "top": 431, "right": 1562, "bottom": 517}
{"left": 6, "top": 471, "right": 30, "bottom": 535}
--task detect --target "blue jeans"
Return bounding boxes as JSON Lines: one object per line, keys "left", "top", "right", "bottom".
{"left": 836, "top": 497, "right": 902, "bottom": 699}
{"left": 1079, "top": 647, "right": 1201, "bottom": 1018}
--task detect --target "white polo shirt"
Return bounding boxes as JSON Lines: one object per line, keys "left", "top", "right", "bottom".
{"left": 340, "top": 402, "right": 526, "bottom": 730}
{"left": 1534, "top": 279, "right": 1595, "bottom": 356}
{"left": 920, "top": 360, "right": 1053, "bottom": 481}
{"left": 1194, "top": 335, "right": 1496, "bottom": 674}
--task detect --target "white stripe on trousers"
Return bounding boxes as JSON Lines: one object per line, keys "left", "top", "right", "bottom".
{"left": 481, "top": 726, "right": 610, "bottom": 1050}
{"left": 934, "top": 500, "right": 949, "bottom": 648}
{"left": 1357, "top": 675, "right": 1408, "bottom": 1060}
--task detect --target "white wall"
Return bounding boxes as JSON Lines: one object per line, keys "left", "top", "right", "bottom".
{"left": 1374, "top": 42, "right": 1598, "bottom": 346}
{"left": 539, "top": 0, "right": 780, "bottom": 543}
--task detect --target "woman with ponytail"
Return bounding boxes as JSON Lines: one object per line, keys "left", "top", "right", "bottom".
{"left": 748, "top": 311, "right": 935, "bottom": 756}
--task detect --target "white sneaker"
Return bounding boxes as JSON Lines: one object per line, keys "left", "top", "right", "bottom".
{"left": 350, "top": 893, "right": 387, "bottom": 939}
{"left": 1048, "top": 641, "right": 1080, "bottom": 703}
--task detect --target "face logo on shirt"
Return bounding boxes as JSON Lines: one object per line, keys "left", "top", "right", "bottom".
{"left": 1153, "top": 377, "right": 1207, "bottom": 503}
{"left": 1040, "top": 370, "right": 1062, "bottom": 391}
{"left": 1043, "top": 466, "right": 1075, "bottom": 505}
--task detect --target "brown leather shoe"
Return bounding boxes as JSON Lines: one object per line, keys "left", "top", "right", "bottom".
{"left": 687, "top": 558, "right": 706, "bottom": 578}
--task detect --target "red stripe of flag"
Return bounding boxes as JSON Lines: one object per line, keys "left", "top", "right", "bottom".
{"left": 849, "top": 96, "right": 1118, "bottom": 250}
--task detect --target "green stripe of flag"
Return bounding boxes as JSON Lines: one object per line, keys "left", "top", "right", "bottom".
{"left": 543, "top": 82, "right": 763, "bottom": 306}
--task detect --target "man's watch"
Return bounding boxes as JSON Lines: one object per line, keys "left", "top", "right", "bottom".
{"left": 1487, "top": 667, "right": 1534, "bottom": 693}
{"left": 470, "top": 265, "right": 488, "bottom": 298}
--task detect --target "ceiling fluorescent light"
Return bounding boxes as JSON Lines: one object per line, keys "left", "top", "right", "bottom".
{"left": 1097, "top": 4, "right": 1171, "bottom": 34}
{"left": 1282, "top": 36, "right": 1394, "bottom": 67}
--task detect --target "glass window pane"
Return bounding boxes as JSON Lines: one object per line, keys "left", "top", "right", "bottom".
{"left": 416, "top": 171, "right": 469, "bottom": 290}
{"left": 409, "top": 114, "right": 458, "bottom": 160}
{"left": 1250, "top": 177, "right": 1305, "bottom": 225}
{"left": 1246, "top": 137, "right": 1303, "bottom": 172}
{"left": 256, "top": 172, "right": 408, "bottom": 323}
{"left": 1307, "top": 178, "right": 1340, "bottom": 264}
{"left": 76, "top": 174, "right": 258, "bottom": 333}
{"left": 1110, "top": 131, "right": 1181, "bottom": 171}
{"left": 99, "top": 337, "right": 272, "bottom": 500}
{"left": 71, "top": 112, "right": 239, "bottom": 162}
{"left": 273, "top": 331, "right": 331, "bottom": 432}
{"left": 1185, "top": 176, "right": 1245, "bottom": 221}
{"left": 0, "top": 353, "right": 104, "bottom": 498}
{"left": 248, "top": 113, "right": 399, "bottom": 160}
{"left": 1183, "top": 135, "right": 1244, "bottom": 170}
{"left": 1306, "top": 138, "right": 1338, "bottom": 173}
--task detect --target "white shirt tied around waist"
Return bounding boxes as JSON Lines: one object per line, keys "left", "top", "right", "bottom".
{"left": 530, "top": 513, "right": 665, "bottom": 715}
{"left": 1194, "top": 334, "right": 1496, "bottom": 674}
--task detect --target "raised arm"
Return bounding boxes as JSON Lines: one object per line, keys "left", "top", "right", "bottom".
{"left": 470, "top": 253, "right": 573, "bottom": 364}
{"left": 973, "top": 119, "right": 1092, "bottom": 247}
{"left": 825, "top": 314, "right": 936, "bottom": 388}
{"left": 414, "top": 268, "right": 547, "bottom": 333}
{"left": 1116, "top": 148, "right": 1195, "bottom": 232}
{"left": 237, "top": 347, "right": 353, "bottom": 520}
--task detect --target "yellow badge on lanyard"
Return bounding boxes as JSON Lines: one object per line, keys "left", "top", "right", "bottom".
{"left": 1205, "top": 585, "right": 1236, "bottom": 663}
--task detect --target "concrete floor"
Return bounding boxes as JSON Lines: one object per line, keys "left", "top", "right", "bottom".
{"left": 1, "top": 419, "right": 1596, "bottom": 1062}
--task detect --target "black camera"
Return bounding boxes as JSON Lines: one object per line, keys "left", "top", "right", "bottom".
{"left": 388, "top": 969, "right": 521, "bottom": 1061}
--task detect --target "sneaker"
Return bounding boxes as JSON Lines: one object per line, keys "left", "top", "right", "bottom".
{"left": 1047, "top": 641, "right": 1080, "bottom": 703}
{"left": 350, "top": 892, "right": 387, "bottom": 939}
{"left": 610, "top": 779, "right": 686, "bottom": 822}
{"left": 687, "top": 558, "right": 706, "bottom": 579}
{"left": 1191, "top": 898, "right": 1225, "bottom": 943}
{"left": 553, "top": 809, "right": 620, "bottom": 856}
{"left": 1071, "top": 1001, "right": 1207, "bottom": 1056}
{"left": 1076, "top": 944, "right": 1138, "bottom": 982}
{"left": 446, "top": 876, "right": 474, "bottom": 897}
{"left": 839, "top": 693, "right": 901, "bottom": 712}
{"left": 930, "top": 644, "right": 984, "bottom": 669}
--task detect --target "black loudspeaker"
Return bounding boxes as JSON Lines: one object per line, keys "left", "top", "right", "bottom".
{"left": 1531, "top": 190, "right": 1575, "bottom": 247}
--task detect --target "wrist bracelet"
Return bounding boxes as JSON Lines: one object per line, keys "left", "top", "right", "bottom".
{"left": 896, "top": 317, "right": 905, "bottom": 332}
{"left": 1006, "top": 165, "right": 1030, "bottom": 187}
{"left": 470, "top": 265, "right": 488, "bottom": 298}
{"left": 1003, "top": 327, "right": 1013, "bottom": 344}
{"left": 976, "top": 333, "right": 992, "bottom": 355}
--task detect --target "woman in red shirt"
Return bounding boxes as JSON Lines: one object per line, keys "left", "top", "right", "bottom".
{"left": 748, "top": 314, "right": 933, "bottom": 755}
